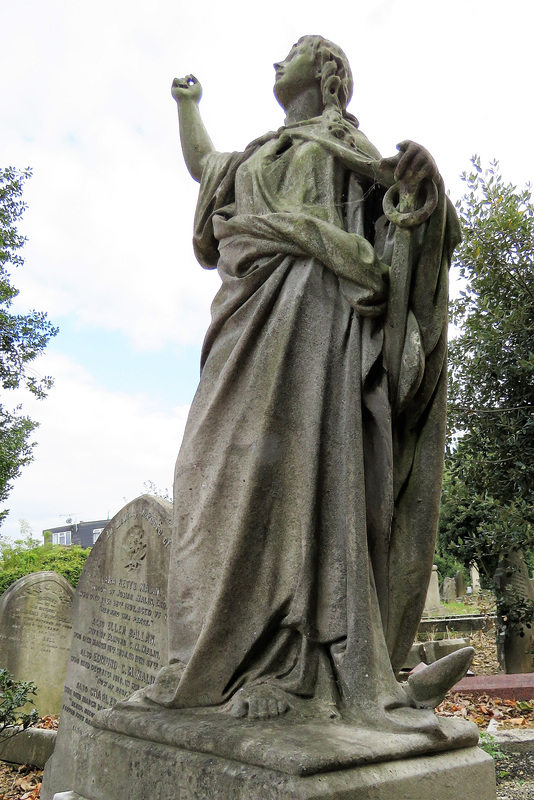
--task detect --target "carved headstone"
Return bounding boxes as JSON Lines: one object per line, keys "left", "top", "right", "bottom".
{"left": 41, "top": 495, "right": 172, "bottom": 800}
{"left": 495, "top": 551, "right": 534, "bottom": 674}
{"left": 455, "top": 570, "right": 467, "bottom": 598}
{"left": 470, "top": 565, "right": 481, "bottom": 595}
{"left": 423, "top": 566, "right": 448, "bottom": 617}
{"left": 441, "top": 576, "right": 457, "bottom": 604}
{"left": 0, "top": 571, "right": 74, "bottom": 715}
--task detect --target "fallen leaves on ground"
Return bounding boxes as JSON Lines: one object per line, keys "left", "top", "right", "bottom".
{"left": 0, "top": 717, "right": 57, "bottom": 799}
{"left": 0, "top": 763, "right": 42, "bottom": 800}
{"left": 436, "top": 693, "right": 534, "bottom": 730}
{"left": 33, "top": 717, "right": 58, "bottom": 731}
{"left": 433, "top": 626, "right": 534, "bottom": 730}
{"left": 470, "top": 629, "right": 501, "bottom": 676}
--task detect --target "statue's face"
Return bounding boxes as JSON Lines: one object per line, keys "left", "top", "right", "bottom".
{"left": 273, "top": 39, "right": 319, "bottom": 109}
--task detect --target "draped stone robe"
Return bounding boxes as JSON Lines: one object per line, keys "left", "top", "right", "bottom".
{"left": 164, "top": 117, "right": 459, "bottom": 722}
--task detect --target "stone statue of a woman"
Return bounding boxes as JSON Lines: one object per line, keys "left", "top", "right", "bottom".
{"left": 129, "top": 35, "right": 473, "bottom": 737}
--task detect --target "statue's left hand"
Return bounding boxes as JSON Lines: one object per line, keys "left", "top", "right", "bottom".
{"left": 393, "top": 140, "right": 438, "bottom": 190}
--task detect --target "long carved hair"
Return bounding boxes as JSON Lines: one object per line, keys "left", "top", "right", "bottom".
{"left": 298, "top": 35, "right": 359, "bottom": 137}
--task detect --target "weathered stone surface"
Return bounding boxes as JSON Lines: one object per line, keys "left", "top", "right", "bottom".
{"left": 419, "top": 615, "right": 495, "bottom": 636}
{"left": 47, "top": 34, "right": 495, "bottom": 800}
{"left": 495, "top": 551, "right": 534, "bottom": 673}
{"left": 455, "top": 570, "right": 467, "bottom": 598}
{"left": 91, "top": 705, "right": 478, "bottom": 776}
{"left": 423, "top": 567, "right": 448, "bottom": 617}
{"left": 470, "top": 565, "right": 481, "bottom": 594}
{"left": 403, "top": 643, "right": 426, "bottom": 670}
{"left": 0, "top": 726, "right": 57, "bottom": 768}
{"left": 147, "top": 34, "right": 460, "bottom": 727}
{"left": 41, "top": 495, "right": 172, "bottom": 800}
{"left": 55, "top": 732, "right": 496, "bottom": 800}
{"left": 424, "top": 638, "right": 470, "bottom": 664}
{"left": 441, "top": 576, "right": 456, "bottom": 603}
{"left": 453, "top": 672, "right": 534, "bottom": 700}
{"left": 0, "top": 571, "right": 74, "bottom": 715}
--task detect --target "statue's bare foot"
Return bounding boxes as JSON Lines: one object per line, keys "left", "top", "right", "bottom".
{"left": 114, "top": 661, "right": 186, "bottom": 710}
{"left": 143, "top": 661, "right": 186, "bottom": 706}
{"left": 230, "top": 683, "right": 292, "bottom": 720}
{"left": 403, "top": 646, "right": 475, "bottom": 709}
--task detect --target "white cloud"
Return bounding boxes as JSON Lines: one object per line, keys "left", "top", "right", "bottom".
{"left": 1, "top": 352, "right": 189, "bottom": 541}
{"left": 2, "top": 0, "right": 534, "bottom": 540}
{"left": 6, "top": 1, "right": 534, "bottom": 355}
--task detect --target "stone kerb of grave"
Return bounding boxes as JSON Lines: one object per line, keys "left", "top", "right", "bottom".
{"left": 0, "top": 571, "right": 74, "bottom": 716}
{"left": 41, "top": 495, "right": 172, "bottom": 800}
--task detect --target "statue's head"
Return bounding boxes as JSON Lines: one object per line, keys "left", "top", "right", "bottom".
{"left": 274, "top": 35, "right": 353, "bottom": 115}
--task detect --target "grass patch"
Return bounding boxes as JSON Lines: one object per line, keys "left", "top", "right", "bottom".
{"left": 442, "top": 601, "right": 477, "bottom": 615}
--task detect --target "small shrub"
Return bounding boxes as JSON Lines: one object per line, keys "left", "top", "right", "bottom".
{"left": 479, "top": 732, "right": 506, "bottom": 760}
{"left": 0, "top": 668, "right": 38, "bottom": 737}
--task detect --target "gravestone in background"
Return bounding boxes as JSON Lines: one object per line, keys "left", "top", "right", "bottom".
{"left": 441, "top": 576, "right": 456, "bottom": 604}
{"left": 41, "top": 495, "right": 172, "bottom": 800}
{"left": 0, "top": 571, "right": 74, "bottom": 715}
{"left": 495, "top": 551, "right": 534, "bottom": 674}
{"left": 455, "top": 570, "right": 467, "bottom": 598}
{"left": 423, "top": 566, "right": 448, "bottom": 617}
{"left": 470, "top": 565, "right": 481, "bottom": 595}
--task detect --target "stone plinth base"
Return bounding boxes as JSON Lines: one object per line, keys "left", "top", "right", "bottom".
{"left": 52, "top": 728, "right": 496, "bottom": 800}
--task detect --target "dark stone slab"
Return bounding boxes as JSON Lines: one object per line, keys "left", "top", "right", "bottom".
{"left": 453, "top": 673, "right": 534, "bottom": 701}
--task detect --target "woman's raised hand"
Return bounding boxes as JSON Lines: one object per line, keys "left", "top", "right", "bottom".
{"left": 171, "top": 75, "right": 202, "bottom": 105}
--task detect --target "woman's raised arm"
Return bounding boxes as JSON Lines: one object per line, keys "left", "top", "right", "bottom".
{"left": 171, "top": 75, "right": 215, "bottom": 182}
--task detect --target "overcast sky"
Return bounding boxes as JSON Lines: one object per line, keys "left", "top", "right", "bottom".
{"left": 2, "top": 0, "right": 533, "bottom": 541}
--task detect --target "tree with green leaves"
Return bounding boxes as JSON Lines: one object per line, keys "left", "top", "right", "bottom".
{"left": 0, "top": 167, "right": 58, "bottom": 525}
{"left": 439, "top": 158, "right": 534, "bottom": 667}
{"left": 0, "top": 536, "right": 90, "bottom": 595}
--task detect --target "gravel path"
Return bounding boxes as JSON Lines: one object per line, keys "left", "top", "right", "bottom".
{"left": 495, "top": 751, "right": 534, "bottom": 798}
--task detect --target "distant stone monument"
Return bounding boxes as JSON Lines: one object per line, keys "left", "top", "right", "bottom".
{"left": 441, "top": 576, "right": 457, "bottom": 604}
{"left": 495, "top": 551, "right": 534, "bottom": 674}
{"left": 455, "top": 570, "right": 467, "bottom": 598}
{"left": 470, "top": 565, "right": 481, "bottom": 595}
{"left": 0, "top": 571, "right": 74, "bottom": 715}
{"left": 41, "top": 495, "right": 172, "bottom": 800}
{"left": 423, "top": 566, "right": 449, "bottom": 617}
{"left": 44, "top": 35, "right": 496, "bottom": 800}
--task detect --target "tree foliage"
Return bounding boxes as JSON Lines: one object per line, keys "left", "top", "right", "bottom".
{"left": 438, "top": 158, "right": 534, "bottom": 624}
{"left": 0, "top": 167, "right": 58, "bottom": 524}
{"left": 0, "top": 537, "right": 90, "bottom": 595}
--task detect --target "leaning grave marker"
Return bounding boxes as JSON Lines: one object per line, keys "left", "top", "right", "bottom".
{"left": 41, "top": 495, "right": 172, "bottom": 800}
{"left": 0, "top": 571, "right": 74, "bottom": 716}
